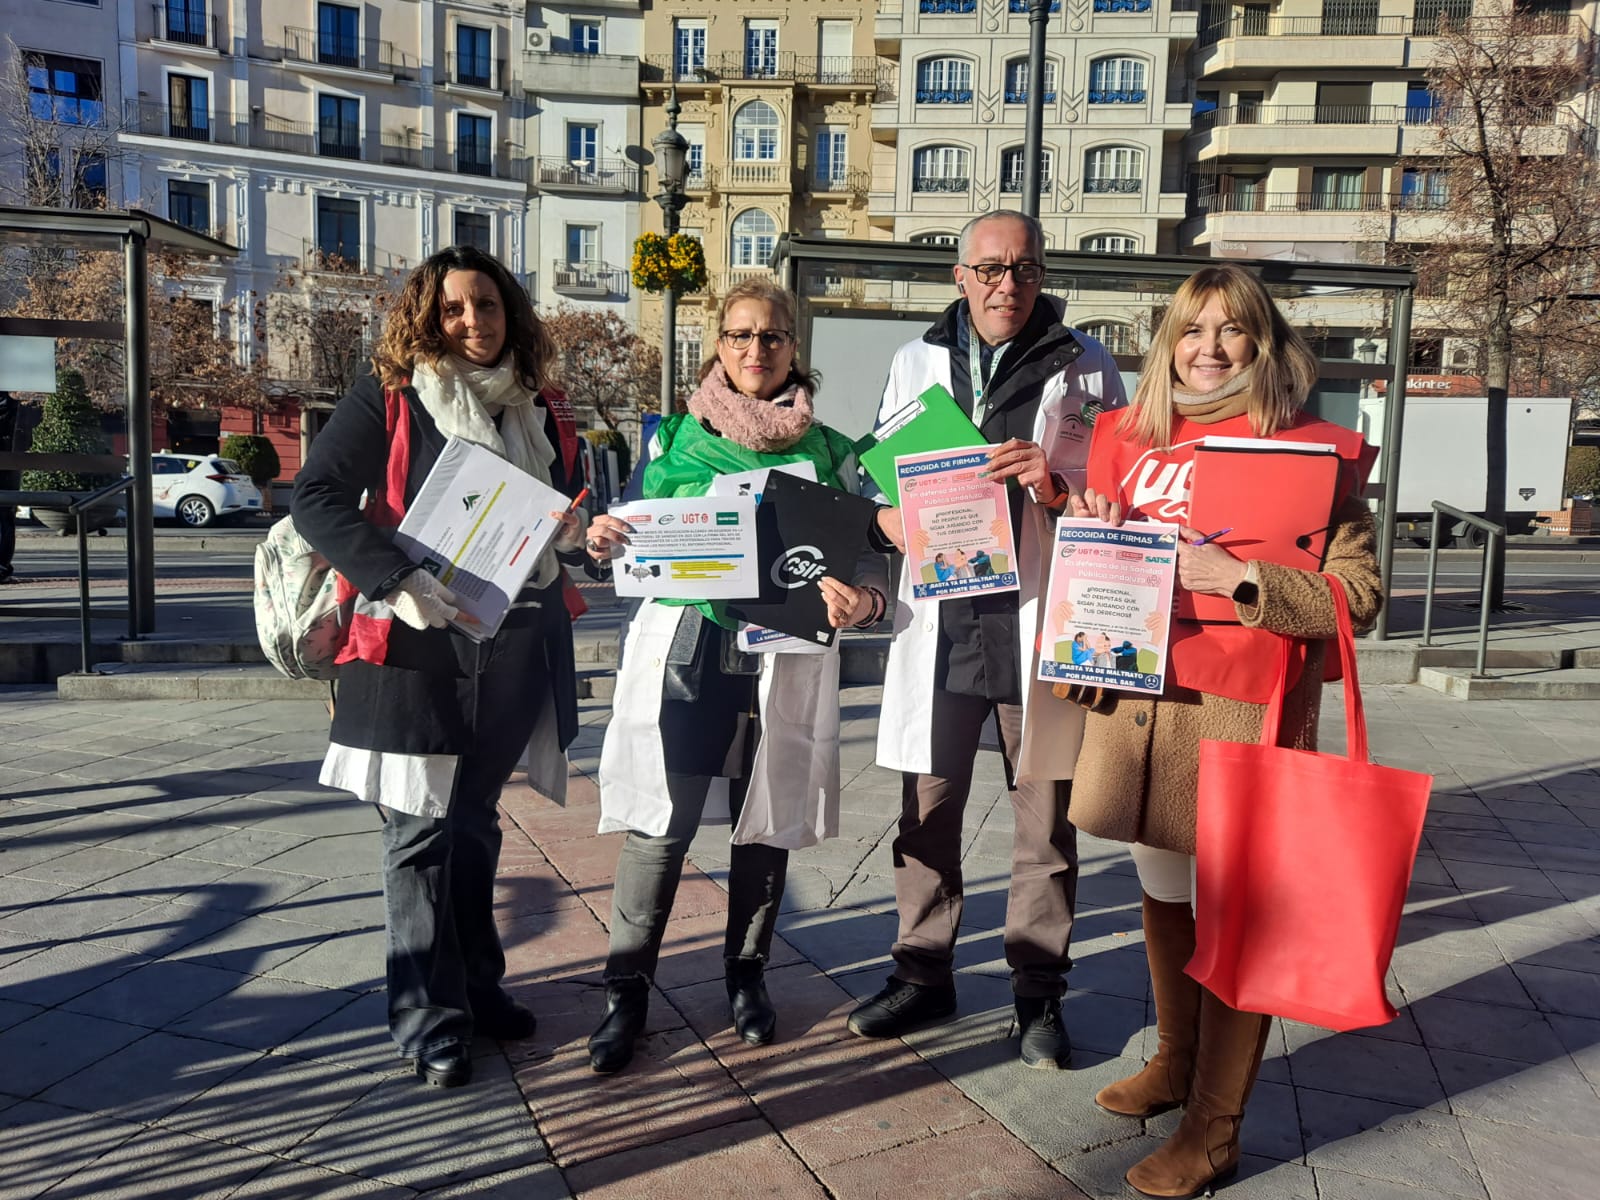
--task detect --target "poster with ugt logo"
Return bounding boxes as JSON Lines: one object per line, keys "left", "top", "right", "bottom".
{"left": 1037, "top": 518, "right": 1179, "bottom": 695}
{"left": 896, "top": 447, "right": 1020, "bottom": 601}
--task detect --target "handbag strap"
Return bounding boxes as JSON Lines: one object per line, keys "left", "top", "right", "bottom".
{"left": 1256, "top": 573, "right": 1368, "bottom": 765}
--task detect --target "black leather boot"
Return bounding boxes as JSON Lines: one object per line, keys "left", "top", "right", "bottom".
{"left": 588, "top": 978, "right": 649, "bottom": 1075}
{"left": 415, "top": 1042, "right": 472, "bottom": 1088}
{"left": 725, "top": 956, "right": 777, "bottom": 1046}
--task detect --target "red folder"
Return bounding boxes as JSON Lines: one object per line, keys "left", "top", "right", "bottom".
{"left": 1179, "top": 443, "right": 1343, "bottom": 623}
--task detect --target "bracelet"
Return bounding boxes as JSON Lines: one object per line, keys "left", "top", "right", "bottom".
{"left": 853, "top": 586, "right": 887, "bottom": 629}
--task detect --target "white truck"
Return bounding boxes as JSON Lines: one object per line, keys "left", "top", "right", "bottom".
{"left": 1359, "top": 394, "right": 1571, "bottom": 546}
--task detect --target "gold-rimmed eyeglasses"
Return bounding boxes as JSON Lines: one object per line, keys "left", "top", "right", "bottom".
{"left": 719, "top": 329, "right": 793, "bottom": 351}
{"left": 961, "top": 262, "right": 1046, "bottom": 285}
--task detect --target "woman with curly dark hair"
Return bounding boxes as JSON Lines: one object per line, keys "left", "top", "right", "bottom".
{"left": 293, "top": 245, "right": 589, "bottom": 1089}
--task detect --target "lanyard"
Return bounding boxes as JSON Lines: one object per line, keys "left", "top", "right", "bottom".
{"left": 965, "top": 312, "right": 1008, "bottom": 429}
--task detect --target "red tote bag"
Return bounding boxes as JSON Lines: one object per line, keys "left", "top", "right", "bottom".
{"left": 1187, "top": 575, "right": 1432, "bottom": 1032}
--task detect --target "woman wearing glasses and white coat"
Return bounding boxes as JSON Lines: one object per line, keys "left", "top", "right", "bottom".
{"left": 581, "top": 277, "right": 896, "bottom": 1075}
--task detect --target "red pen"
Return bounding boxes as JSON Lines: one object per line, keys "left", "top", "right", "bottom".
{"left": 566, "top": 486, "right": 590, "bottom": 513}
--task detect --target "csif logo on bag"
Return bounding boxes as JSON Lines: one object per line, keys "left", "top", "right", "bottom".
{"left": 772, "top": 545, "right": 826, "bottom": 589}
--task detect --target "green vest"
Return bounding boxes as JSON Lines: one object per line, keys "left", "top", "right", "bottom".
{"left": 643, "top": 413, "right": 859, "bottom": 628}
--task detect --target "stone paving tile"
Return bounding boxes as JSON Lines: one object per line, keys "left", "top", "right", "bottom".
{"left": 37, "top": 1032, "right": 262, "bottom": 1123}
{"left": 0, "top": 1009, "right": 148, "bottom": 1099}
{"left": 262, "top": 875, "right": 385, "bottom": 930}
{"left": 255, "top": 831, "right": 382, "bottom": 879}
{"left": 85, "top": 896, "right": 249, "bottom": 959}
{"left": 1391, "top": 946, "right": 1536, "bottom": 1010}
{"left": 517, "top": 1024, "right": 754, "bottom": 1167}
{"left": 290, "top": 1054, "right": 548, "bottom": 1191}
{"left": 1432, "top": 1046, "right": 1600, "bottom": 1138}
{"left": 215, "top": 1160, "right": 415, "bottom": 1199}
{"left": 1458, "top": 1114, "right": 1600, "bottom": 1200}
{"left": 166, "top": 912, "right": 331, "bottom": 975}
{"left": 1314, "top": 1168, "right": 1476, "bottom": 1200}
{"left": 0, "top": 997, "right": 43, "bottom": 1036}
{"left": 1298, "top": 1089, "right": 1488, "bottom": 1198}
{"left": 561, "top": 1117, "right": 819, "bottom": 1199}
{"left": 1408, "top": 994, "right": 1567, "bottom": 1062}
{"left": 264, "top": 926, "right": 385, "bottom": 992}
{"left": 27, "top": 1121, "right": 280, "bottom": 1200}
{"left": 180, "top": 825, "right": 312, "bottom": 867}
{"left": 11, "top": 844, "right": 153, "bottom": 889}
{"left": 1510, "top": 961, "right": 1600, "bottom": 1017}
{"left": 165, "top": 974, "right": 360, "bottom": 1051}
{"left": 167, "top": 864, "right": 325, "bottom": 916}
{"left": 0, "top": 939, "right": 141, "bottom": 1007}
{"left": 89, "top": 853, "right": 235, "bottom": 905}
{"left": 0, "top": 1099, "right": 145, "bottom": 1200}
{"left": 160, "top": 1051, "right": 383, "bottom": 1154}
{"left": 825, "top": 1117, "right": 1086, "bottom": 1199}
{"left": 741, "top": 1035, "right": 987, "bottom": 1170}
{"left": 275, "top": 991, "right": 401, "bottom": 1077}
{"left": 662, "top": 960, "right": 856, "bottom": 1067}
{"left": 61, "top": 957, "right": 247, "bottom": 1029}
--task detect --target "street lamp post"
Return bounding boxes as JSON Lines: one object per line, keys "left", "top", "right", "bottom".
{"left": 1020, "top": 0, "right": 1052, "bottom": 217}
{"left": 652, "top": 89, "right": 690, "bottom": 414}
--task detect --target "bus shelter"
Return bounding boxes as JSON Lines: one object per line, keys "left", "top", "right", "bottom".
{"left": 774, "top": 236, "right": 1416, "bottom": 641}
{"left": 0, "top": 207, "right": 239, "bottom": 636}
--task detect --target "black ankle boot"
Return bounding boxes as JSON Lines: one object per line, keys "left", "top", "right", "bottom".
{"left": 726, "top": 956, "right": 777, "bottom": 1046}
{"left": 588, "top": 979, "right": 649, "bottom": 1075}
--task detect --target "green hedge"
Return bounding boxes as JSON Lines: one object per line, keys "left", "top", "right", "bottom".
{"left": 221, "top": 434, "right": 281, "bottom": 486}
{"left": 1566, "top": 445, "right": 1600, "bottom": 498}
{"left": 19, "top": 370, "right": 111, "bottom": 493}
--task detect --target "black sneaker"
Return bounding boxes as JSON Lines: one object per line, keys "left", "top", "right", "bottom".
{"left": 847, "top": 976, "right": 957, "bottom": 1038}
{"left": 1015, "top": 996, "right": 1071, "bottom": 1070}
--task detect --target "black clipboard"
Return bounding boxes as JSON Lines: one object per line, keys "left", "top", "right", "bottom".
{"left": 724, "top": 471, "right": 878, "bottom": 648}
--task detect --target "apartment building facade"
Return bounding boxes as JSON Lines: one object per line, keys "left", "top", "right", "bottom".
{"left": 1180, "top": 0, "right": 1598, "bottom": 374}
{"left": 638, "top": 0, "right": 885, "bottom": 385}
{"left": 524, "top": 1, "right": 644, "bottom": 320}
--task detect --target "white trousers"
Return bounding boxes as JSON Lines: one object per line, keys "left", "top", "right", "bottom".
{"left": 1131, "top": 842, "right": 1196, "bottom": 907}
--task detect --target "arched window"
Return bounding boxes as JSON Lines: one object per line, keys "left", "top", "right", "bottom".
{"left": 1003, "top": 59, "right": 1057, "bottom": 104}
{"left": 730, "top": 208, "right": 778, "bottom": 268}
{"left": 1081, "top": 233, "right": 1140, "bottom": 254}
{"left": 1084, "top": 146, "right": 1143, "bottom": 193}
{"left": 911, "top": 231, "right": 960, "bottom": 246}
{"left": 915, "top": 57, "right": 973, "bottom": 104}
{"left": 1079, "top": 321, "right": 1137, "bottom": 355}
{"left": 912, "top": 145, "right": 970, "bottom": 192}
{"left": 1088, "top": 57, "right": 1147, "bottom": 103}
{"left": 732, "top": 100, "right": 780, "bottom": 161}
{"left": 999, "top": 147, "right": 1052, "bottom": 194}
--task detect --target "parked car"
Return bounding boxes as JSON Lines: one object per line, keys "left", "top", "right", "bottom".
{"left": 150, "top": 454, "right": 262, "bottom": 527}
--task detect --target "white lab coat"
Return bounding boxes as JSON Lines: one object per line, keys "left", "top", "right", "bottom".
{"left": 874, "top": 321, "right": 1126, "bottom": 782}
{"left": 597, "top": 601, "right": 846, "bottom": 849}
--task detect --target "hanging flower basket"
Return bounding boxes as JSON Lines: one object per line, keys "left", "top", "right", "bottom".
{"left": 631, "top": 233, "right": 707, "bottom": 294}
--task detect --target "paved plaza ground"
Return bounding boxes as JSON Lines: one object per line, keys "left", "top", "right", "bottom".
{"left": 1, "top": 678, "right": 1597, "bottom": 1199}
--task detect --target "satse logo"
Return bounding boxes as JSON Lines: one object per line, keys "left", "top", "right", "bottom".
{"left": 772, "top": 545, "right": 826, "bottom": 589}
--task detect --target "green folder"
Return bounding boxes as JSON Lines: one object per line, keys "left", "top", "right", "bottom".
{"left": 855, "top": 384, "right": 986, "bottom": 506}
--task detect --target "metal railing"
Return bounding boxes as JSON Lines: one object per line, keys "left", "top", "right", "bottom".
{"left": 152, "top": 4, "right": 220, "bottom": 49}
{"left": 1200, "top": 9, "right": 1587, "bottom": 44}
{"left": 551, "top": 260, "right": 629, "bottom": 297}
{"left": 446, "top": 51, "right": 505, "bottom": 91}
{"left": 380, "top": 129, "right": 431, "bottom": 168}
{"left": 123, "top": 100, "right": 244, "bottom": 145}
{"left": 1192, "top": 102, "right": 1556, "bottom": 131}
{"left": 0, "top": 478, "right": 137, "bottom": 673}
{"left": 1420, "top": 501, "right": 1505, "bottom": 677}
{"left": 279, "top": 26, "right": 417, "bottom": 76}
{"left": 531, "top": 156, "right": 640, "bottom": 192}
{"left": 1197, "top": 189, "right": 1392, "bottom": 213}
{"left": 641, "top": 53, "right": 894, "bottom": 90}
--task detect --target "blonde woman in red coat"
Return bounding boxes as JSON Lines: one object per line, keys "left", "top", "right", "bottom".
{"left": 1066, "top": 263, "right": 1382, "bottom": 1198}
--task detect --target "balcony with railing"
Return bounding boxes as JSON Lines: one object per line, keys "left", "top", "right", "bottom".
{"left": 301, "top": 239, "right": 366, "bottom": 275}
{"left": 721, "top": 161, "right": 790, "bottom": 188}
{"left": 123, "top": 99, "right": 243, "bottom": 145}
{"left": 916, "top": 87, "right": 973, "bottom": 104}
{"left": 1197, "top": 190, "right": 1392, "bottom": 214}
{"left": 912, "top": 175, "right": 970, "bottom": 193}
{"left": 380, "top": 130, "right": 432, "bottom": 170}
{"left": 806, "top": 166, "right": 871, "bottom": 196}
{"left": 532, "top": 157, "right": 640, "bottom": 193}
{"left": 1084, "top": 176, "right": 1142, "bottom": 194}
{"left": 920, "top": 0, "right": 976, "bottom": 12}
{"left": 446, "top": 52, "right": 506, "bottom": 92}
{"left": 551, "top": 260, "right": 629, "bottom": 299}
{"left": 279, "top": 25, "right": 417, "bottom": 78}
{"left": 999, "top": 173, "right": 1051, "bottom": 195}
{"left": 641, "top": 53, "right": 892, "bottom": 92}
{"left": 150, "top": 4, "right": 221, "bottom": 50}
{"left": 797, "top": 57, "right": 888, "bottom": 88}
{"left": 1093, "top": 0, "right": 1150, "bottom": 11}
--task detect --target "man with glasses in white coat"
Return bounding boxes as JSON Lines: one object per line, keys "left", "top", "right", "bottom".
{"left": 850, "top": 211, "right": 1126, "bottom": 1068}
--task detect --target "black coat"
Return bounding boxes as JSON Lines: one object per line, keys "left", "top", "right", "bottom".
{"left": 292, "top": 373, "right": 581, "bottom": 760}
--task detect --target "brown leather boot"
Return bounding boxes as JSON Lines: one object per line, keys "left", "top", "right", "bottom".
{"left": 1095, "top": 895, "right": 1200, "bottom": 1118}
{"left": 1124, "top": 990, "right": 1272, "bottom": 1199}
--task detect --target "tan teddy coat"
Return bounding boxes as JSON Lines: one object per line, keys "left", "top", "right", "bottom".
{"left": 1067, "top": 496, "right": 1383, "bottom": 855}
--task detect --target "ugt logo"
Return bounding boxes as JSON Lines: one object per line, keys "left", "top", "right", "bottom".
{"left": 772, "top": 545, "right": 826, "bottom": 590}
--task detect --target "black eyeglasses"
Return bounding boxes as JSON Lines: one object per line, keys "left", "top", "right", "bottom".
{"left": 961, "top": 262, "right": 1046, "bottom": 285}
{"left": 719, "top": 329, "right": 793, "bottom": 351}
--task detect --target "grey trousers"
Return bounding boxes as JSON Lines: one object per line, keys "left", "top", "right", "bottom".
{"left": 605, "top": 770, "right": 788, "bottom": 983}
{"left": 891, "top": 690, "right": 1079, "bottom": 999}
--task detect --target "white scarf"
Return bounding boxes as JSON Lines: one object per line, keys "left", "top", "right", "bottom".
{"left": 412, "top": 355, "right": 564, "bottom": 591}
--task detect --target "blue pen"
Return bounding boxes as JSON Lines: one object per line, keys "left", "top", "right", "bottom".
{"left": 1192, "top": 526, "right": 1233, "bottom": 546}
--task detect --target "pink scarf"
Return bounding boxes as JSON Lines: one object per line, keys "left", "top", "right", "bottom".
{"left": 686, "top": 363, "right": 815, "bottom": 453}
